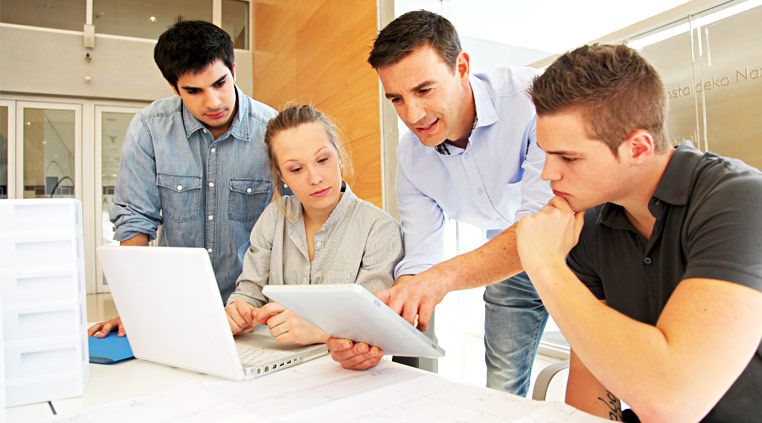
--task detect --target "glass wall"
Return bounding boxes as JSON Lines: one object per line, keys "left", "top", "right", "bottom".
{"left": 222, "top": 0, "right": 249, "bottom": 49}
{"left": 92, "top": 0, "right": 212, "bottom": 40}
{"left": 636, "top": 2, "right": 762, "bottom": 169}
{"left": 1, "top": 105, "right": 8, "bottom": 198}
{"left": 22, "top": 108, "right": 76, "bottom": 199}
{"left": 0, "top": 0, "right": 85, "bottom": 31}
{"left": 99, "top": 111, "right": 134, "bottom": 247}
{"left": 1, "top": 0, "right": 250, "bottom": 50}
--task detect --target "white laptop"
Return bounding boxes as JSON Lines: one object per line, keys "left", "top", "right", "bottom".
{"left": 97, "top": 246, "right": 327, "bottom": 380}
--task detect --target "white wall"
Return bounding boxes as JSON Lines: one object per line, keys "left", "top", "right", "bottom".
{"left": 0, "top": 24, "right": 253, "bottom": 102}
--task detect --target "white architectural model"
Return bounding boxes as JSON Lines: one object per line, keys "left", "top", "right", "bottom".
{"left": 0, "top": 199, "right": 88, "bottom": 406}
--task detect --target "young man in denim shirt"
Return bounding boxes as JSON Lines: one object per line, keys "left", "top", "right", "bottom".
{"left": 89, "top": 20, "right": 275, "bottom": 338}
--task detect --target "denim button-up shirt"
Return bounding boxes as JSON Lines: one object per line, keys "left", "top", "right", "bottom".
{"left": 110, "top": 86, "right": 276, "bottom": 302}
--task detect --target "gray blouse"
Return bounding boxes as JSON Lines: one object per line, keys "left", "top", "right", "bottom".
{"left": 227, "top": 184, "right": 403, "bottom": 308}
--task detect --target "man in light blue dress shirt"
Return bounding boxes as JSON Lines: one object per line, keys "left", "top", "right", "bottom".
{"left": 89, "top": 20, "right": 275, "bottom": 337}
{"left": 329, "top": 11, "right": 552, "bottom": 395}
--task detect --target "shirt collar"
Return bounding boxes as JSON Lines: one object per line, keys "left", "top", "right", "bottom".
{"left": 290, "top": 181, "right": 355, "bottom": 231}
{"left": 597, "top": 141, "right": 703, "bottom": 229}
{"left": 597, "top": 203, "right": 634, "bottom": 231}
{"left": 470, "top": 74, "right": 499, "bottom": 129}
{"left": 181, "top": 85, "right": 249, "bottom": 141}
{"left": 322, "top": 182, "right": 354, "bottom": 230}
{"left": 434, "top": 75, "right": 498, "bottom": 156}
{"left": 652, "top": 141, "right": 703, "bottom": 206}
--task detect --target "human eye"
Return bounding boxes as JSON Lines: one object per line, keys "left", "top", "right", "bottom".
{"left": 561, "top": 156, "right": 578, "bottom": 163}
{"left": 213, "top": 78, "right": 226, "bottom": 88}
{"left": 185, "top": 88, "right": 200, "bottom": 95}
{"left": 288, "top": 166, "right": 302, "bottom": 174}
{"left": 317, "top": 155, "right": 329, "bottom": 164}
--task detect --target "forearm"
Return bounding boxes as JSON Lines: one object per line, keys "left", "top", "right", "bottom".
{"left": 566, "top": 350, "right": 623, "bottom": 420}
{"left": 424, "top": 224, "right": 523, "bottom": 292}
{"left": 120, "top": 233, "right": 149, "bottom": 246}
{"left": 530, "top": 263, "right": 695, "bottom": 418}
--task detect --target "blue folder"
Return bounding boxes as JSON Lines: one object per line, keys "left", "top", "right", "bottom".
{"left": 88, "top": 332, "right": 135, "bottom": 364}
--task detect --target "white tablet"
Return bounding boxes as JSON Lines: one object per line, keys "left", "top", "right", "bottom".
{"left": 262, "top": 284, "right": 445, "bottom": 358}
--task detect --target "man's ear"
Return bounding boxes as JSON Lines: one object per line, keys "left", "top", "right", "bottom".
{"left": 456, "top": 51, "right": 470, "bottom": 81}
{"left": 623, "top": 129, "right": 655, "bottom": 166}
{"left": 231, "top": 63, "right": 237, "bottom": 81}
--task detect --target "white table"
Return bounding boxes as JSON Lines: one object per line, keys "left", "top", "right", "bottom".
{"left": 6, "top": 358, "right": 217, "bottom": 422}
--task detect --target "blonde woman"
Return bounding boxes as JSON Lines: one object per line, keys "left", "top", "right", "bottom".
{"left": 225, "top": 105, "right": 403, "bottom": 346}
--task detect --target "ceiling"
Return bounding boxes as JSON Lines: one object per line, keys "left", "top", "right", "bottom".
{"left": 397, "top": 0, "right": 690, "bottom": 55}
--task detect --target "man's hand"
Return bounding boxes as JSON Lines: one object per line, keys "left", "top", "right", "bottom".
{"left": 516, "top": 196, "right": 584, "bottom": 274}
{"left": 88, "top": 316, "right": 125, "bottom": 338}
{"left": 375, "top": 273, "right": 448, "bottom": 331}
{"left": 225, "top": 299, "right": 258, "bottom": 335}
{"left": 257, "top": 302, "right": 328, "bottom": 346}
{"left": 327, "top": 338, "right": 383, "bottom": 370}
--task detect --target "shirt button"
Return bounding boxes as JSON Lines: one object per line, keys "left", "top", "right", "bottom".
{"left": 316, "top": 241, "right": 322, "bottom": 249}
{"left": 207, "top": 248, "right": 213, "bottom": 254}
{"left": 644, "top": 257, "right": 652, "bottom": 265}
{"left": 208, "top": 182, "right": 215, "bottom": 188}
{"left": 477, "top": 188, "right": 484, "bottom": 195}
{"left": 210, "top": 147, "right": 216, "bottom": 153}
{"left": 464, "top": 153, "right": 471, "bottom": 159}
{"left": 246, "top": 187, "right": 252, "bottom": 194}
{"left": 208, "top": 215, "right": 214, "bottom": 221}
{"left": 202, "top": 128, "right": 208, "bottom": 133}
{"left": 176, "top": 185, "right": 183, "bottom": 191}
{"left": 497, "top": 217, "right": 504, "bottom": 223}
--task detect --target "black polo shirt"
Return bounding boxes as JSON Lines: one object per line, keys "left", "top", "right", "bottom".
{"left": 567, "top": 142, "right": 762, "bottom": 422}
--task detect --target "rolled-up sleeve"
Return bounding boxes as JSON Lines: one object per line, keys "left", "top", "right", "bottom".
{"left": 355, "top": 217, "right": 404, "bottom": 293}
{"left": 515, "top": 116, "right": 553, "bottom": 221}
{"left": 110, "top": 113, "right": 162, "bottom": 241}
{"left": 227, "top": 203, "right": 277, "bottom": 308}
{"left": 393, "top": 164, "right": 446, "bottom": 279}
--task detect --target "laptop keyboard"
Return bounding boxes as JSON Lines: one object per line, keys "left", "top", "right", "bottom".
{"left": 236, "top": 344, "right": 294, "bottom": 366}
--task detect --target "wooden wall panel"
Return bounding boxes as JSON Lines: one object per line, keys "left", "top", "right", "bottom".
{"left": 253, "top": 0, "right": 382, "bottom": 207}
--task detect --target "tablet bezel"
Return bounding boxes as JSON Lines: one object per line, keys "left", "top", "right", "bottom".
{"left": 262, "top": 284, "right": 445, "bottom": 358}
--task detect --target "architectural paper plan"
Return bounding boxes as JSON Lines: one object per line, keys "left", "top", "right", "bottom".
{"left": 52, "top": 358, "right": 605, "bottom": 422}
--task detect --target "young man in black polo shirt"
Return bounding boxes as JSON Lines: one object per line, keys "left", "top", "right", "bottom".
{"left": 516, "top": 44, "right": 762, "bottom": 422}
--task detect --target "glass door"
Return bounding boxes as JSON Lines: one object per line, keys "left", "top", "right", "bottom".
{"left": 95, "top": 106, "right": 141, "bottom": 292}
{"left": 0, "top": 100, "right": 13, "bottom": 198}
{"left": 633, "top": 1, "right": 762, "bottom": 166}
{"left": 15, "top": 102, "right": 82, "bottom": 200}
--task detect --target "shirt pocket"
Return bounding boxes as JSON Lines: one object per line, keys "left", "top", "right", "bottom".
{"left": 228, "top": 178, "right": 271, "bottom": 223}
{"left": 156, "top": 173, "right": 202, "bottom": 223}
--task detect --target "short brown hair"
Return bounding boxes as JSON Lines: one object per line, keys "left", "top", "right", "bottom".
{"left": 368, "top": 10, "right": 461, "bottom": 70}
{"left": 530, "top": 44, "right": 669, "bottom": 155}
{"left": 264, "top": 105, "right": 354, "bottom": 202}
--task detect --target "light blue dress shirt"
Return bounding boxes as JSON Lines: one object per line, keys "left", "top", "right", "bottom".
{"left": 394, "top": 67, "right": 553, "bottom": 278}
{"left": 110, "top": 86, "right": 276, "bottom": 302}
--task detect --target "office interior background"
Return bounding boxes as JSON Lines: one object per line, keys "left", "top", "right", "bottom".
{"left": 1, "top": 0, "right": 760, "bottom": 397}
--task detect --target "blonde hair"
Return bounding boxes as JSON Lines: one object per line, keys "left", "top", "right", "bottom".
{"left": 264, "top": 104, "right": 354, "bottom": 203}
